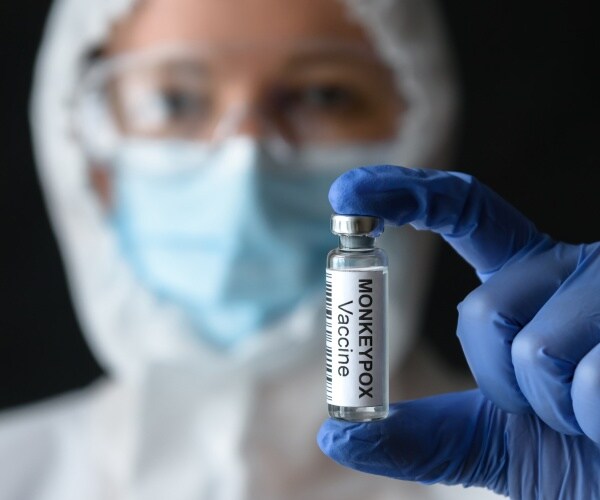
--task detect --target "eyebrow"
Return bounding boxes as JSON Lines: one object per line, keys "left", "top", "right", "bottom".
{"left": 282, "top": 49, "right": 387, "bottom": 75}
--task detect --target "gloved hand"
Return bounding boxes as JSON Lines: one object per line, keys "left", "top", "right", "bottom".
{"left": 318, "top": 166, "right": 600, "bottom": 499}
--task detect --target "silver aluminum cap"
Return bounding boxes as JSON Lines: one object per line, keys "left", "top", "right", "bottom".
{"left": 330, "top": 214, "right": 384, "bottom": 237}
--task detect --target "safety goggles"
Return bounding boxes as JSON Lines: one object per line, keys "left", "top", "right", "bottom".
{"left": 73, "top": 42, "right": 402, "bottom": 160}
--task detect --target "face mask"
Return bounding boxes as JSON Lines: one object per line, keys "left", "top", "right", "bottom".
{"left": 111, "top": 138, "right": 346, "bottom": 349}
{"left": 111, "top": 136, "right": 414, "bottom": 351}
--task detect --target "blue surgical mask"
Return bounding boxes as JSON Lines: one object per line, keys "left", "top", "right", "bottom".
{"left": 111, "top": 138, "right": 342, "bottom": 349}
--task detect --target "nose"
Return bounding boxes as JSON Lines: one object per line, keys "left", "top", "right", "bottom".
{"left": 212, "top": 102, "right": 270, "bottom": 142}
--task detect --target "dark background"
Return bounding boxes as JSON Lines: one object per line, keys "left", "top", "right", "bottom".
{"left": 0, "top": 1, "right": 597, "bottom": 410}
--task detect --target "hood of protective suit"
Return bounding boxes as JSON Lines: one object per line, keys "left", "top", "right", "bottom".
{"left": 30, "top": 0, "right": 458, "bottom": 382}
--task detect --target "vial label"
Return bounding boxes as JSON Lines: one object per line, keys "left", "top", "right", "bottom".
{"left": 326, "top": 269, "right": 387, "bottom": 407}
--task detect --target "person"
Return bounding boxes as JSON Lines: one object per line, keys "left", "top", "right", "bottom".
{"left": 1, "top": 0, "right": 592, "bottom": 499}
{"left": 3, "top": 1, "right": 489, "bottom": 497}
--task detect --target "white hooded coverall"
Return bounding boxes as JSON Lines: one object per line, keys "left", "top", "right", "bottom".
{"left": 0, "top": 0, "right": 503, "bottom": 498}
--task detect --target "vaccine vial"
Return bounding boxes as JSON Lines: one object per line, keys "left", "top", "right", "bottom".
{"left": 326, "top": 214, "right": 389, "bottom": 421}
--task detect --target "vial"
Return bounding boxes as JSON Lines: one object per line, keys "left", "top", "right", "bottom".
{"left": 326, "top": 214, "right": 389, "bottom": 421}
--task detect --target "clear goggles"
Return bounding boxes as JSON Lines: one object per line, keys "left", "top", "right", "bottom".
{"left": 72, "top": 42, "right": 402, "bottom": 161}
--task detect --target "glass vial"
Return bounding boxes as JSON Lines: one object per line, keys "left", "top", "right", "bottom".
{"left": 326, "top": 214, "right": 389, "bottom": 421}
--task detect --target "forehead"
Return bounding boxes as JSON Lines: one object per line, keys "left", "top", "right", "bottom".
{"left": 107, "top": 0, "right": 374, "bottom": 54}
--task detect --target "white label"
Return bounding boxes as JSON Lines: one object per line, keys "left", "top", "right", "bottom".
{"left": 326, "top": 268, "right": 387, "bottom": 407}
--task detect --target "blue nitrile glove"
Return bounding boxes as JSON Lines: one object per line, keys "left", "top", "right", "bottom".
{"left": 318, "top": 165, "right": 600, "bottom": 498}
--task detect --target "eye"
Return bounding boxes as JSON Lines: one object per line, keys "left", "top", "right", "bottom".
{"left": 115, "top": 84, "right": 213, "bottom": 136}
{"left": 141, "top": 87, "right": 212, "bottom": 135}
{"left": 301, "top": 85, "right": 356, "bottom": 109}
{"left": 276, "top": 84, "right": 360, "bottom": 115}
{"left": 158, "top": 88, "right": 209, "bottom": 120}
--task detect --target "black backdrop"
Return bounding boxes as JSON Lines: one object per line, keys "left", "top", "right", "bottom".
{"left": 0, "top": 1, "right": 597, "bottom": 410}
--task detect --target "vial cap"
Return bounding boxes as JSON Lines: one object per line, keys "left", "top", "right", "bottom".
{"left": 330, "top": 214, "right": 384, "bottom": 237}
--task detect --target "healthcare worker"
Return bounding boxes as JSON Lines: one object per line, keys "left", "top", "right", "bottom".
{"left": 0, "top": 0, "right": 589, "bottom": 499}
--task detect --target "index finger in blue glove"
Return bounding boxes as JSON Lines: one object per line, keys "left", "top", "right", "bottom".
{"left": 328, "top": 166, "right": 549, "bottom": 280}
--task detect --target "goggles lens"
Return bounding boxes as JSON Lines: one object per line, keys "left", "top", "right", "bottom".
{"left": 75, "top": 43, "right": 402, "bottom": 157}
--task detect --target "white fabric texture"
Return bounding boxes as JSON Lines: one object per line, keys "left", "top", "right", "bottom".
{"left": 0, "top": 0, "right": 501, "bottom": 498}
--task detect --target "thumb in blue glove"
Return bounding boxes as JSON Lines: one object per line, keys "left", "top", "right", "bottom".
{"left": 319, "top": 165, "right": 600, "bottom": 498}
{"left": 319, "top": 390, "right": 600, "bottom": 497}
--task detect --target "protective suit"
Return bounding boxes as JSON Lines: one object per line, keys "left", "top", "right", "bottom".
{"left": 0, "top": 0, "right": 502, "bottom": 498}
